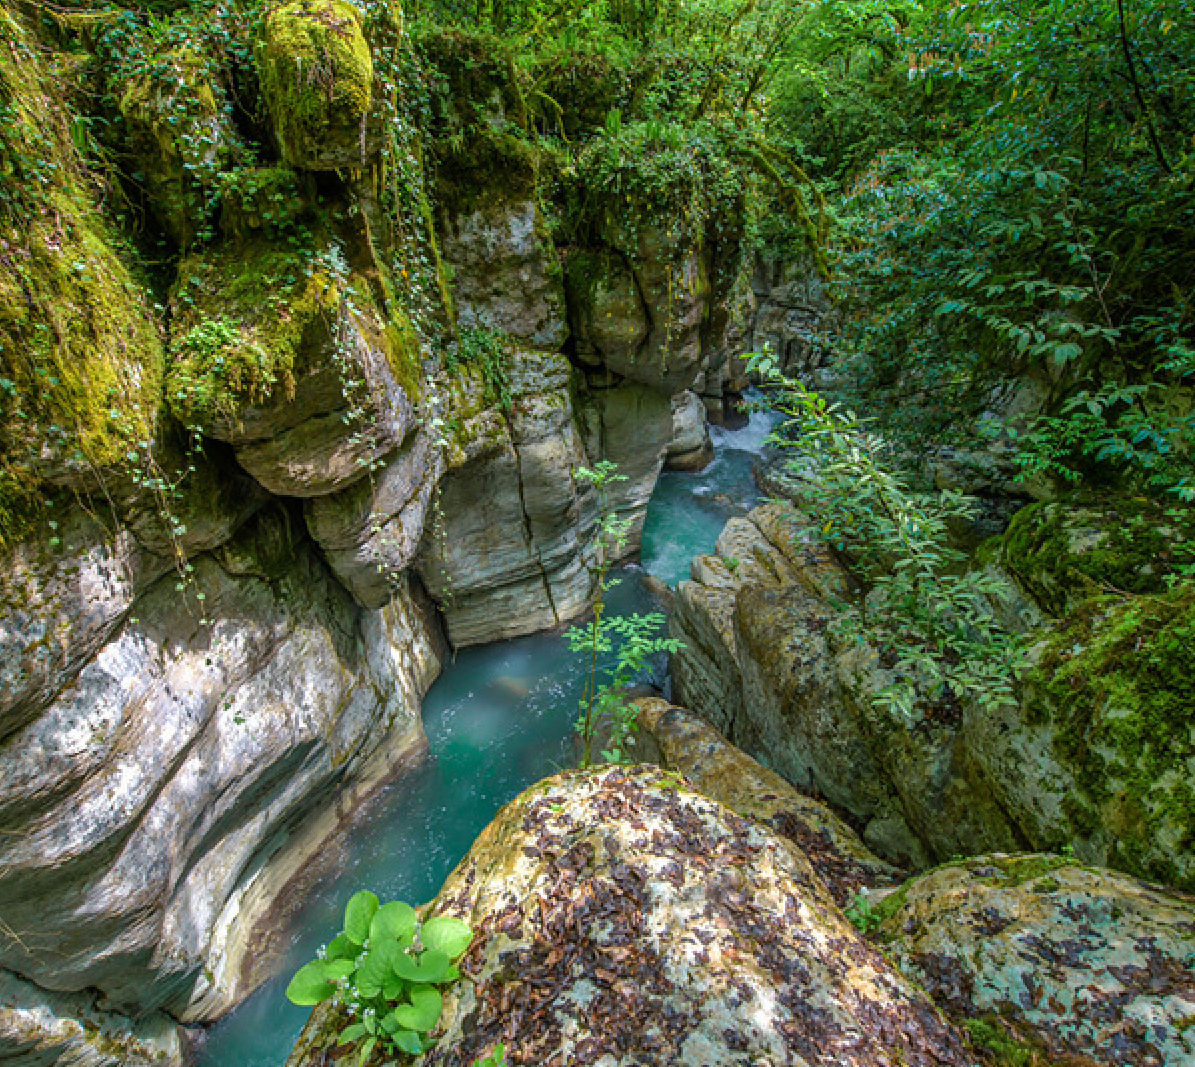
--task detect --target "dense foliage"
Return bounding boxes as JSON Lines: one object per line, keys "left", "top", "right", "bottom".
{"left": 782, "top": 0, "right": 1194, "bottom": 506}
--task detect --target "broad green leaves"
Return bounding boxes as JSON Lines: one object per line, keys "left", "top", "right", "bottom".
{"left": 371, "top": 900, "right": 418, "bottom": 943}
{"left": 285, "top": 958, "right": 353, "bottom": 1005}
{"left": 285, "top": 894, "right": 474, "bottom": 1062}
{"left": 343, "top": 890, "right": 378, "bottom": 944}
{"left": 421, "top": 915, "right": 474, "bottom": 958}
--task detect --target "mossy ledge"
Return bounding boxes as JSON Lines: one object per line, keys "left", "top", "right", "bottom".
{"left": 257, "top": 0, "right": 376, "bottom": 168}
{"left": 1026, "top": 584, "right": 1195, "bottom": 889}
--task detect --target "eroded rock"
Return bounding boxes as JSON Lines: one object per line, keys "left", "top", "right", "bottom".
{"left": 0, "top": 509, "right": 443, "bottom": 1024}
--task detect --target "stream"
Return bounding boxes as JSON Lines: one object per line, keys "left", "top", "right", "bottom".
{"left": 192, "top": 401, "right": 778, "bottom": 1066}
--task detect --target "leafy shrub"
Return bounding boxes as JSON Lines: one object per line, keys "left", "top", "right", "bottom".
{"left": 567, "top": 462, "right": 683, "bottom": 765}
{"left": 286, "top": 890, "right": 473, "bottom": 1060}
{"left": 752, "top": 352, "right": 1022, "bottom": 722}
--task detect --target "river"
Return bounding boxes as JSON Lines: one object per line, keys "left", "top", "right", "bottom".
{"left": 191, "top": 400, "right": 778, "bottom": 1065}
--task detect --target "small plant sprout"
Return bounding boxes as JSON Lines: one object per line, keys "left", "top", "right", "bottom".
{"left": 568, "top": 462, "right": 683, "bottom": 766}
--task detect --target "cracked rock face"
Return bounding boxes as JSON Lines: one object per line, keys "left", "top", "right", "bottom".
{"left": 415, "top": 349, "right": 598, "bottom": 646}
{"left": 289, "top": 765, "right": 973, "bottom": 1067}
{"left": 878, "top": 856, "right": 1195, "bottom": 1067}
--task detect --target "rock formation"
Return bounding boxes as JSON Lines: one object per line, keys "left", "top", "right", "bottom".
{"left": 669, "top": 495, "right": 1195, "bottom": 890}
{"left": 877, "top": 855, "right": 1195, "bottom": 1066}
{"left": 287, "top": 765, "right": 975, "bottom": 1067}
{"left": 0, "top": 3, "right": 752, "bottom": 1061}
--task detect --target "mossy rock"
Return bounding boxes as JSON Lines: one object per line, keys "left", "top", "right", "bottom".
{"left": 167, "top": 231, "right": 424, "bottom": 485}
{"left": 432, "top": 125, "right": 540, "bottom": 217}
{"left": 256, "top": 0, "right": 377, "bottom": 169}
{"left": 215, "top": 166, "right": 309, "bottom": 240}
{"left": 1000, "top": 500, "right": 1195, "bottom": 615}
{"left": 415, "top": 26, "right": 526, "bottom": 135}
{"left": 118, "top": 42, "right": 240, "bottom": 247}
{"left": 0, "top": 9, "right": 164, "bottom": 549}
{"left": 877, "top": 854, "right": 1195, "bottom": 1066}
{"left": 530, "top": 46, "right": 638, "bottom": 139}
{"left": 1025, "top": 582, "right": 1195, "bottom": 889}
{"left": 166, "top": 238, "right": 335, "bottom": 435}
{"left": 0, "top": 193, "right": 164, "bottom": 534}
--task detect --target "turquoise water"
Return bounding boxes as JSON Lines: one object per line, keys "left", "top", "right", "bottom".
{"left": 190, "top": 400, "right": 776, "bottom": 1065}
{"left": 641, "top": 402, "right": 781, "bottom": 585}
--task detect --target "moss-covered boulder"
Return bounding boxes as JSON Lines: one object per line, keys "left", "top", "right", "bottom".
{"left": 564, "top": 131, "right": 744, "bottom": 395}
{"left": 289, "top": 766, "right": 975, "bottom": 1066}
{"left": 167, "top": 234, "right": 421, "bottom": 498}
{"left": 256, "top": 0, "right": 381, "bottom": 169}
{"left": 992, "top": 585, "right": 1195, "bottom": 890}
{"left": 669, "top": 502, "right": 1025, "bottom": 870}
{"left": 416, "top": 26, "right": 527, "bottom": 137}
{"left": 1000, "top": 500, "right": 1195, "bottom": 615}
{"left": 0, "top": 9, "right": 164, "bottom": 551}
{"left": 877, "top": 854, "right": 1195, "bottom": 1066}
{"left": 118, "top": 43, "right": 241, "bottom": 247}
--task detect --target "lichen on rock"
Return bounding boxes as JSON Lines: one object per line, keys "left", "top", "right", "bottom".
{"left": 878, "top": 854, "right": 1195, "bottom": 1067}
{"left": 289, "top": 765, "right": 975, "bottom": 1066}
{"left": 636, "top": 697, "right": 904, "bottom": 907}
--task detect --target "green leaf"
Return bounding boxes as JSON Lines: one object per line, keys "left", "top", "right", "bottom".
{"left": 382, "top": 969, "right": 408, "bottom": 1001}
{"left": 420, "top": 915, "right": 473, "bottom": 960}
{"left": 354, "top": 941, "right": 398, "bottom": 999}
{"left": 337, "top": 1022, "right": 368, "bottom": 1045}
{"left": 285, "top": 960, "right": 337, "bottom": 1006}
{"left": 393, "top": 948, "right": 450, "bottom": 983}
{"left": 370, "top": 901, "right": 417, "bottom": 945}
{"left": 357, "top": 1036, "right": 376, "bottom": 1066}
{"left": 393, "top": 986, "right": 443, "bottom": 1032}
{"left": 391, "top": 1029, "right": 424, "bottom": 1054}
{"left": 326, "top": 933, "right": 361, "bottom": 961}
{"left": 344, "top": 890, "right": 378, "bottom": 944}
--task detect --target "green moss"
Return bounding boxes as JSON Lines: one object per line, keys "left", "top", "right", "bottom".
{"left": 977, "top": 853, "right": 1076, "bottom": 887}
{"left": 530, "top": 46, "right": 636, "bottom": 139}
{"left": 0, "top": 190, "right": 164, "bottom": 513}
{"left": 375, "top": 301, "right": 423, "bottom": 402}
{"left": 963, "top": 1018, "right": 1042, "bottom": 1066}
{"left": 216, "top": 166, "right": 307, "bottom": 240}
{"left": 118, "top": 42, "right": 235, "bottom": 246}
{"left": 167, "top": 239, "right": 335, "bottom": 428}
{"left": 0, "top": 10, "right": 163, "bottom": 554}
{"left": 1027, "top": 583, "right": 1195, "bottom": 889}
{"left": 415, "top": 26, "right": 526, "bottom": 133}
{"left": 257, "top": 0, "right": 374, "bottom": 166}
{"left": 1002, "top": 500, "right": 1195, "bottom": 615}
{"left": 433, "top": 125, "right": 540, "bottom": 216}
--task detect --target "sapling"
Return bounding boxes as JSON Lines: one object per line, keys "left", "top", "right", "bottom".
{"left": 568, "top": 462, "right": 683, "bottom": 766}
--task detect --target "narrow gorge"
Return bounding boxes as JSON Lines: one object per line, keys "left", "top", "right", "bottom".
{"left": 1, "top": 1, "right": 1192, "bottom": 1065}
